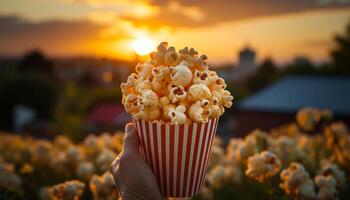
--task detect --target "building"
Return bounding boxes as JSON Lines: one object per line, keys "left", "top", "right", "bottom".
{"left": 235, "top": 46, "right": 256, "bottom": 80}
{"left": 86, "top": 103, "right": 131, "bottom": 133}
{"left": 239, "top": 47, "right": 256, "bottom": 71}
{"left": 235, "top": 75, "right": 350, "bottom": 135}
{"left": 217, "top": 46, "right": 256, "bottom": 82}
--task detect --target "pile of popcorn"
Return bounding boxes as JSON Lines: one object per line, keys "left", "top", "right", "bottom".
{"left": 0, "top": 108, "right": 349, "bottom": 200}
{"left": 121, "top": 42, "right": 233, "bottom": 124}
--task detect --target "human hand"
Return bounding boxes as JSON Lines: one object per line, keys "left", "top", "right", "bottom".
{"left": 111, "top": 123, "right": 163, "bottom": 200}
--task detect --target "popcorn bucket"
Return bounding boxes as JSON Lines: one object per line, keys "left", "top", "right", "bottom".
{"left": 134, "top": 118, "right": 219, "bottom": 197}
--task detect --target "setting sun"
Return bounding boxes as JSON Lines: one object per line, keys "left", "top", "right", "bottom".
{"left": 131, "top": 37, "right": 156, "bottom": 56}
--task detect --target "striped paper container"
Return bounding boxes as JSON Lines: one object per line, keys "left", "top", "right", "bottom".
{"left": 134, "top": 118, "right": 219, "bottom": 198}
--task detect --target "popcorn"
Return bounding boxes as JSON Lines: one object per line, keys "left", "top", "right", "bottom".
{"left": 90, "top": 171, "right": 118, "bottom": 200}
{"left": 189, "top": 99, "right": 211, "bottom": 123}
{"left": 188, "top": 84, "right": 211, "bottom": 102}
{"left": 135, "top": 89, "right": 161, "bottom": 121}
{"left": 245, "top": 151, "right": 281, "bottom": 182}
{"left": 168, "top": 105, "right": 188, "bottom": 125}
{"left": 193, "top": 69, "right": 210, "bottom": 85}
{"left": 209, "top": 77, "right": 227, "bottom": 91}
{"left": 120, "top": 73, "right": 138, "bottom": 96}
{"left": 96, "top": 149, "right": 115, "bottom": 171}
{"left": 320, "top": 161, "right": 347, "bottom": 189}
{"left": 206, "top": 165, "right": 229, "bottom": 188}
{"left": 169, "top": 86, "right": 187, "bottom": 103}
{"left": 209, "top": 96, "right": 223, "bottom": 118}
{"left": 151, "top": 66, "right": 170, "bottom": 92}
{"left": 0, "top": 162, "right": 22, "bottom": 190}
{"left": 164, "top": 46, "right": 179, "bottom": 66}
{"left": 280, "top": 162, "right": 316, "bottom": 199}
{"left": 315, "top": 174, "right": 339, "bottom": 200}
{"left": 123, "top": 93, "right": 138, "bottom": 115}
{"left": 137, "top": 89, "right": 159, "bottom": 110}
{"left": 159, "top": 96, "right": 176, "bottom": 120}
{"left": 121, "top": 42, "right": 233, "bottom": 124}
{"left": 135, "top": 79, "right": 152, "bottom": 94}
{"left": 296, "top": 107, "right": 321, "bottom": 131}
{"left": 135, "top": 63, "right": 153, "bottom": 80}
{"left": 77, "top": 161, "right": 95, "bottom": 180}
{"left": 192, "top": 55, "right": 209, "bottom": 71}
{"left": 170, "top": 61, "right": 193, "bottom": 87}
{"left": 150, "top": 41, "right": 168, "bottom": 66}
{"left": 220, "top": 89, "right": 233, "bottom": 108}
{"left": 48, "top": 180, "right": 85, "bottom": 200}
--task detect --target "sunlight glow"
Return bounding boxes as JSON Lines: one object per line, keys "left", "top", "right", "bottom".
{"left": 131, "top": 37, "right": 155, "bottom": 56}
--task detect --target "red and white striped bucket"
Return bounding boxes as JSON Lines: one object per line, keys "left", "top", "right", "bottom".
{"left": 134, "top": 118, "right": 219, "bottom": 198}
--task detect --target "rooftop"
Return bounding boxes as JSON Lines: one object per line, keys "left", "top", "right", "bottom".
{"left": 238, "top": 75, "right": 350, "bottom": 115}
{"left": 87, "top": 103, "right": 131, "bottom": 125}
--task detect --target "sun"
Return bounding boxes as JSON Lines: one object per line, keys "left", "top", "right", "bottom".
{"left": 131, "top": 37, "right": 155, "bottom": 56}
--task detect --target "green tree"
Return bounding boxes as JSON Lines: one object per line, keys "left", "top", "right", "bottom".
{"left": 246, "top": 58, "right": 278, "bottom": 92}
{"left": 54, "top": 82, "right": 87, "bottom": 141}
{"left": 0, "top": 73, "right": 57, "bottom": 131}
{"left": 331, "top": 21, "right": 350, "bottom": 74}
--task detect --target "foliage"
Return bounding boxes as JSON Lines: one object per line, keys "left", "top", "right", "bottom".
{"left": 245, "top": 58, "right": 278, "bottom": 92}
{"left": 53, "top": 82, "right": 121, "bottom": 140}
{"left": 0, "top": 72, "right": 57, "bottom": 130}
{"left": 331, "top": 22, "right": 350, "bottom": 75}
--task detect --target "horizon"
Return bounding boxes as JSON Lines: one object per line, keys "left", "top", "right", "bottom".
{"left": 1, "top": 0, "right": 350, "bottom": 64}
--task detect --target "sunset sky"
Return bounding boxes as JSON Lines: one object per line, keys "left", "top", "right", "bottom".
{"left": 1, "top": 0, "right": 350, "bottom": 64}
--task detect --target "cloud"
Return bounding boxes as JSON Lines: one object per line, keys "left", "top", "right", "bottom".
{"left": 303, "top": 39, "right": 330, "bottom": 47}
{"left": 0, "top": 15, "right": 156, "bottom": 59}
{"left": 0, "top": 15, "right": 105, "bottom": 56}
{"left": 125, "top": 0, "right": 350, "bottom": 28}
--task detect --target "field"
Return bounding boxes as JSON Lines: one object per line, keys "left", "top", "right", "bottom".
{"left": 0, "top": 108, "right": 349, "bottom": 200}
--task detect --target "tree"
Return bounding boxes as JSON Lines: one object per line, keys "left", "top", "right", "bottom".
{"left": 246, "top": 58, "right": 277, "bottom": 92}
{"left": 0, "top": 73, "right": 57, "bottom": 131}
{"left": 331, "top": 21, "right": 350, "bottom": 74}
{"left": 17, "top": 50, "right": 54, "bottom": 79}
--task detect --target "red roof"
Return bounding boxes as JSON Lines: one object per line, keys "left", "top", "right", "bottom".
{"left": 87, "top": 103, "right": 131, "bottom": 125}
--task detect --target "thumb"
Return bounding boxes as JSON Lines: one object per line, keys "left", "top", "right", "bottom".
{"left": 122, "top": 123, "right": 140, "bottom": 155}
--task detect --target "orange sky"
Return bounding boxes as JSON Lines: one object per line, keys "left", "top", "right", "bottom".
{"left": 0, "top": 0, "right": 350, "bottom": 64}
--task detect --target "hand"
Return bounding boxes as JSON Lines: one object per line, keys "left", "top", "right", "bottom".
{"left": 111, "top": 123, "right": 162, "bottom": 200}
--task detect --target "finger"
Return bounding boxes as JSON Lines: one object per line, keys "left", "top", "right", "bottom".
{"left": 122, "top": 123, "right": 140, "bottom": 155}
{"left": 111, "top": 153, "right": 121, "bottom": 170}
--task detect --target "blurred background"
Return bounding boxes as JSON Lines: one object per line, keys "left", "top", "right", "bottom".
{"left": 0, "top": 0, "right": 350, "bottom": 141}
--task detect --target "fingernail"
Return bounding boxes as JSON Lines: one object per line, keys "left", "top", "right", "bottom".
{"left": 125, "top": 123, "right": 134, "bottom": 132}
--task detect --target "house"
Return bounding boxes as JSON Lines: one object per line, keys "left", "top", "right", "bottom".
{"left": 235, "top": 75, "right": 350, "bottom": 136}
{"left": 86, "top": 103, "right": 131, "bottom": 133}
